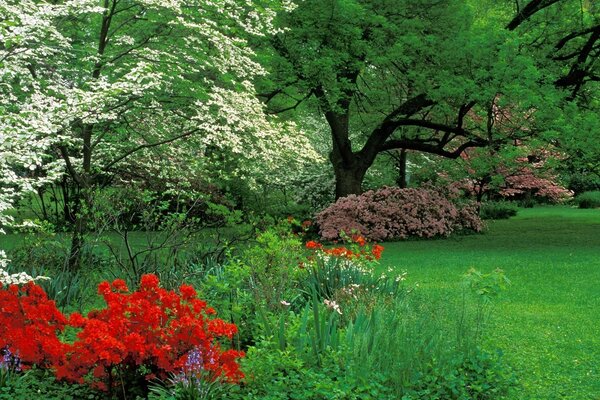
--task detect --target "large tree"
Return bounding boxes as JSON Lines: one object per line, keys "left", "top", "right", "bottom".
{"left": 262, "top": 0, "right": 598, "bottom": 198}
{"left": 0, "top": 0, "right": 319, "bottom": 269}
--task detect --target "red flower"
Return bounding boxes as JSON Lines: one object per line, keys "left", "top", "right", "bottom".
{"left": 97, "top": 282, "right": 111, "bottom": 296}
{"left": 371, "top": 244, "right": 384, "bottom": 260}
{"left": 0, "top": 276, "right": 244, "bottom": 391}
{"left": 354, "top": 236, "right": 367, "bottom": 247}
{"left": 140, "top": 274, "right": 160, "bottom": 290}
{"left": 179, "top": 284, "right": 197, "bottom": 300}
{"left": 305, "top": 241, "right": 322, "bottom": 249}
{"left": 111, "top": 279, "right": 128, "bottom": 292}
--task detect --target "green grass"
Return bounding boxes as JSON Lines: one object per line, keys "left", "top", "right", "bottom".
{"left": 380, "top": 206, "right": 600, "bottom": 400}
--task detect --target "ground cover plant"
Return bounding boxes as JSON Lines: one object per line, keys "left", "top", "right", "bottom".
{"left": 479, "top": 201, "right": 519, "bottom": 220}
{"left": 575, "top": 191, "right": 600, "bottom": 209}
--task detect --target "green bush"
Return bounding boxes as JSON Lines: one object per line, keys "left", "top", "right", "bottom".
{"left": 479, "top": 201, "right": 518, "bottom": 220}
{"left": 575, "top": 191, "right": 600, "bottom": 209}
{"left": 228, "top": 340, "right": 394, "bottom": 400}
{"left": 0, "top": 368, "right": 103, "bottom": 400}
{"left": 567, "top": 173, "right": 600, "bottom": 195}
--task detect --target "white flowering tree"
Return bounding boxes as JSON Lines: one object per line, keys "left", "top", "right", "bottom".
{"left": 0, "top": 0, "right": 321, "bottom": 270}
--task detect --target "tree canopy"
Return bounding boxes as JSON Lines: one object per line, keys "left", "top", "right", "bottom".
{"left": 260, "top": 0, "right": 598, "bottom": 197}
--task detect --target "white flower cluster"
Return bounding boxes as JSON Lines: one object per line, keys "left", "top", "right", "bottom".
{"left": 313, "top": 253, "right": 372, "bottom": 274}
{"left": 0, "top": 269, "right": 51, "bottom": 286}
{"left": 0, "top": 0, "right": 308, "bottom": 232}
{"left": 0, "top": 251, "right": 50, "bottom": 286}
{"left": 323, "top": 299, "right": 342, "bottom": 315}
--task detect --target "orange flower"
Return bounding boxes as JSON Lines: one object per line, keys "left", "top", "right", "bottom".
{"left": 305, "top": 240, "right": 322, "bottom": 249}
{"left": 355, "top": 236, "right": 366, "bottom": 247}
{"left": 371, "top": 244, "right": 384, "bottom": 260}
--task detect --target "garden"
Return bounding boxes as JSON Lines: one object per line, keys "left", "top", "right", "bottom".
{"left": 1, "top": 1, "right": 599, "bottom": 399}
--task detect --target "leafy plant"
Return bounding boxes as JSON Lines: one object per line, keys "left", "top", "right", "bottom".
{"left": 0, "top": 367, "right": 103, "bottom": 400}
{"left": 239, "top": 224, "right": 307, "bottom": 311}
{"left": 479, "top": 201, "right": 518, "bottom": 220}
{"left": 575, "top": 191, "right": 600, "bottom": 209}
{"left": 402, "top": 350, "right": 518, "bottom": 400}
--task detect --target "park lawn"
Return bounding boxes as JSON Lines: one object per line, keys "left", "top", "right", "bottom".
{"left": 380, "top": 206, "right": 600, "bottom": 400}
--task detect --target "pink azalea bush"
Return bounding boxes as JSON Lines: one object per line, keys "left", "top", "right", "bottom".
{"left": 316, "top": 187, "right": 483, "bottom": 241}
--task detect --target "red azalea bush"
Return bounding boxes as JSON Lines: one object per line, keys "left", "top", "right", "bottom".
{"left": 0, "top": 275, "right": 243, "bottom": 392}
{"left": 0, "top": 282, "right": 68, "bottom": 369}
{"left": 316, "top": 187, "right": 483, "bottom": 241}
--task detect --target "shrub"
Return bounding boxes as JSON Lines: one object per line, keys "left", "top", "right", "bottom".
{"left": 316, "top": 187, "right": 483, "bottom": 241}
{"left": 240, "top": 226, "right": 307, "bottom": 311}
{"left": 0, "top": 275, "right": 243, "bottom": 396}
{"left": 575, "top": 191, "right": 600, "bottom": 209}
{"left": 0, "top": 282, "right": 68, "bottom": 369}
{"left": 479, "top": 201, "right": 518, "bottom": 220}
{"left": 567, "top": 173, "right": 600, "bottom": 195}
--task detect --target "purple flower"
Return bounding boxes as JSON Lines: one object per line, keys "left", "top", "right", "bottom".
{"left": 0, "top": 346, "right": 21, "bottom": 372}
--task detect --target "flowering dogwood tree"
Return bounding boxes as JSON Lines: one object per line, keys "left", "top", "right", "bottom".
{"left": 0, "top": 0, "right": 320, "bottom": 269}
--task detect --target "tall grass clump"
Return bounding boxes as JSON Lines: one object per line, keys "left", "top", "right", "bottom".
{"left": 342, "top": 272, "right": 515, "bottom": 399}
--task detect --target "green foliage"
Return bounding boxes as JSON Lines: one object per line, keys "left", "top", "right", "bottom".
{"left": 148, "top": 374, "right": 232, "bottom": 400}
{"left": 402, "top": 350, "right": 517, "bottom": 400}
{"left": 86, "top": 188, "right": 253, "bottom": 286}
{"left": 463, "top": 268, "right": 510, "bottom": 305}
{"left": 479, "top": 202, "right": 518, "bottom": 220}
{"left": 229, "top": 343, "right": 358, "bottom": 400}
{"left": 8, "top": 223, "right": 69, "bottom": 272}
{"left": 238, "top": 224, "right": 307, "bottom": 311}
{"left": 186, "top": 258, "right": 257, "bottom": 348}
{"left": 33, "top": 267, "right": 91, "bottom": 313}
{"left": 236, "top": 276, "right": 515, "bottom": 399}
{"left": 566, "top": 173, "right": 600, "bottom": 195}
{"left": 575, "top": 191, "right": 600, "bottom": 209}
{"left": 0, "top": 368, "right": 102, "bottom": 400}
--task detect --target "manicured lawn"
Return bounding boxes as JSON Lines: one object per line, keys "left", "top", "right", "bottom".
{"left": 380, "top": 206, "right": 600, "bottom": 400}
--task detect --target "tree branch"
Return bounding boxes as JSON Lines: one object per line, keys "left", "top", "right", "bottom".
{"left": 102, "top": 128, "right": 200, "bottom": 171}
{"left": 378, "top": 138, "right": 488, "bottom": 159}
{"left": 506, "top": 0, "right": 561, "bottom": 30}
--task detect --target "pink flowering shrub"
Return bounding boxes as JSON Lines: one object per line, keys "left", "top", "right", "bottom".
{"left": 499, "top": 167, "right": 573, "bottom": 202}
{"left": 316, "top": 187, "right": 483, "bottom": 241}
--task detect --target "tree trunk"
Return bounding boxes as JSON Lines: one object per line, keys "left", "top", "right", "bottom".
{"left": 333, "top": 163, "right": 367, "bottom": 199}
{"left": 67, "top": 191, "right": 88, "bottom": 271}
{"left": 60, "top": 175, "right": 75, "bottom": 224}
{"left": 396, "top": 149, "right": 408, "bottom": 188}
